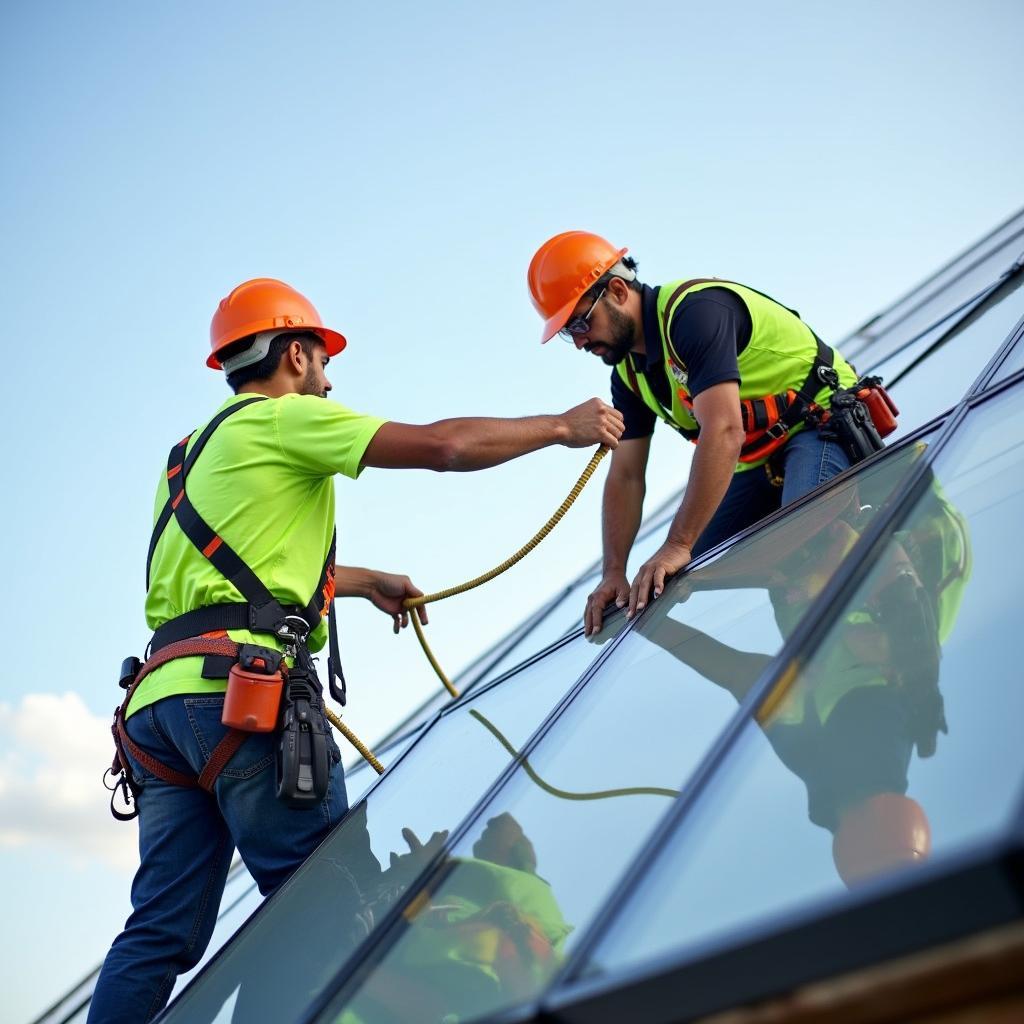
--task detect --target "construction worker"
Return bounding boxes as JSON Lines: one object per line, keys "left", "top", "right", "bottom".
{"left": 527, "top": 231, "right": 864, "bottom": 636}
{"left": 90, "top": 277, "right": 623, "bottom": 1024}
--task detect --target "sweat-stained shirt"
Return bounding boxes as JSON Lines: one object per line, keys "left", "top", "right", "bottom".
{"left": 128, "top": 392, "right": 386, "bottom": 717}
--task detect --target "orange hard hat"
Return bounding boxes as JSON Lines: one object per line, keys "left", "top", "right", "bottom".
{"left": 208, "top": 277, "right": 347, "bottom": 369}
{"left": 832, "top": 793, "right": 931, "bottom": 887}
{"left": 527, "top": 231, "right": 628, "bottom": 343}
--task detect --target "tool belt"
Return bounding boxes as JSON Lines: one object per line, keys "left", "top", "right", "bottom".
{"left": 106, "top": 396, "right": 344, "bottom": 820}
{"left": 808, "top": 374, "right": 900, "bottom": 465}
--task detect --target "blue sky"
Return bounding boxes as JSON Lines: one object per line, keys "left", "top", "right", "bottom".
{"left": 2, "top": 1, "right": 1022, "bottom": 1019}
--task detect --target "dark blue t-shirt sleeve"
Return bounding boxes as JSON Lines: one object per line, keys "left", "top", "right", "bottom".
{"left": 610, "top": 369, "right": 656, "bottom": 440}
{"left": 667, "top": 288, "right": 750, "bottom": 398}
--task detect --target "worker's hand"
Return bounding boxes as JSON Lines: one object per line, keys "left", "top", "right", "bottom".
{"left": 584, "top": 572, "right": 630, "bottom": 637}
{"left": 561, "top": 398, "right": 624, "bottom": 450}
{"left": 365, "top": 571, "right": 429, "bottom": 634}
{"left": 385, "top": 826, "right": 449, "bottom": 885}
{"left": 628, "top": 541, "right": 692, "bottom": 619}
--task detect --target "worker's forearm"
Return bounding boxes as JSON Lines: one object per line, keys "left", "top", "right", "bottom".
{"left": 435, "top": 415, "right": 569, "bottom": 471}
{"left": 602, "top": 471, "right": 645, "bottom": 574}
{"left": 650, "top": 620, "right": 771, "bottom": 698}
{"left": 666, "top": 429, "right": 743, "bottom": 551}
{"left": 332, "top": 565, "right": 375, "bottom": 599}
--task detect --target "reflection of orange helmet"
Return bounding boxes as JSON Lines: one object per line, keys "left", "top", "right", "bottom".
{"left": 528, "top": 231, "right": 628, "bottom": 343}
{"left": 832, "top": 793, "right": 931, "bottom": 887}
{"left": 208, "top": 278, "right": 348, "bottom": 369}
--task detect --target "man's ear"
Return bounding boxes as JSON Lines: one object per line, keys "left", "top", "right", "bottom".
{"left": 608, "top": 276, "right": 631, "bottom": 304}
{"left": 286, "top": 339, "right": 306, "bottom": 374}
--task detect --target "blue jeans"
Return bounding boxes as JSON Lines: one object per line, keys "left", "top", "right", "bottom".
{"left": 89, "top": 693, "right": 348, "bottom": 1024}
{"left": 691, "top": 429, "right": 851, "bottom": 558}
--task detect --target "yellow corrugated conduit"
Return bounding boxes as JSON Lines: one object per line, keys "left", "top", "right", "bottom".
{"left": 331, "top": 445, "right": 610, "bottom": 774}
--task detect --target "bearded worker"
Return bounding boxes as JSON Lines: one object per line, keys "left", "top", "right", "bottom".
{"left": 527, "top": 231, "right": 859, "bottom": 635}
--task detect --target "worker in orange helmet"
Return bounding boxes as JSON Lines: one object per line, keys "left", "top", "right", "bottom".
{"left": 90, "top": 277, "right": 623, "bottom": 1024}
{"left": 528, "top": 232, "right": 864, "bottom": 636}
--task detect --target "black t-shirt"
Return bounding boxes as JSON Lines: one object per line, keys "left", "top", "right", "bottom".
{"left": 611, "top": 283, "right": 753, "bottom": 440}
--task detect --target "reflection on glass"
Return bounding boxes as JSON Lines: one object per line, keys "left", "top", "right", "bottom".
{"left": 317, "top": 443, "right": 926, "bottom": 1024}
{"left": 586, "top": 387, "right": 1024, "bottom": 979}
{"left": 159, "top": 620, "right": 623, "bottom": 1024}
{"left": 327, "top": 813, "right": 573, "bottom": 1024}
{"left": 877, "top": 274, "right": 1024, "bottom": 440}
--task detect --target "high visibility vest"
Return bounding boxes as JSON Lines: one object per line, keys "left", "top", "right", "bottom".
{"left": 615, "top": 278, "right": 858, "bottom": 471}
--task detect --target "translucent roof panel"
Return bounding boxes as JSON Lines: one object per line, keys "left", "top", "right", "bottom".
{"left": 988, "top": 322, "right": 1024, "bottom": 387}
{"left": 312, "top": 438, "right": 930, "bottom": 1024}
{"left": 478, "top": 518, "right": 675, "bottom": 683}
{"left": 868, "top": 271, "right": 1024, "bottom": 439}
{"left": 841, "top": 208, "right": 1024, "bottom": 363}
{"left": 582, "top": 380, "right": 1024, "bottom": 983}
{"left": 158, "top": 618, "right": 625, "bottom": 1024}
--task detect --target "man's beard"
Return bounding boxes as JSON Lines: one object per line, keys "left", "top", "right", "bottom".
{"left": 588, "top": 303, "right": 636, "bottom": 365}
{"left": 302, "top": 366, "right": 327, "bottom": 398}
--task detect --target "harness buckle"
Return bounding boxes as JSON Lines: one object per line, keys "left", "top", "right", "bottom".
{"left": 276, "top": 615, "right": 311, "bottom": 655}
{"left": 764, "top": 421, "right": 789, "bottom": 441}
{"left": 816, "top": 365, "right": 841, "bottom": 390}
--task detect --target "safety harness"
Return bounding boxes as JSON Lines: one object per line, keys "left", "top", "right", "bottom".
{"left": 619, "top": 278, "right": 841, "bottom": 464}
{"left": 107, "top": 396, "right": 345, "bottom": 819}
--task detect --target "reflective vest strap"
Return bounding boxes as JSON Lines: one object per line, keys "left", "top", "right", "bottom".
{"left": 620, "top": 355, "right": 700, "bottom": 440}
{"left": 659, "top": 279, "right": 723, "bottom": 368}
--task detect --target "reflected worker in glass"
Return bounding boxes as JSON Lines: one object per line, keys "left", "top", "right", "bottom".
{"left": 526, "top": 231, "right": 867, "bottom": 634}
{"left": 642, "top": 471, "right": 971, "bottom": 885}
{"left": 339, "top": 813, "right": 571, "bottom": 1024}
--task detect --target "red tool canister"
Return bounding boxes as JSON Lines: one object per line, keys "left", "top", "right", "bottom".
{"left": 222, "top": 661, "right": 284, "bottom": 732}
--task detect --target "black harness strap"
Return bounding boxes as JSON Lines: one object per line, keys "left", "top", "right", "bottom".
{"left": 146, "top": 397, "right": 266, "bottom": 589}
{"left": 147, "top": 399, "right": 346, "bottom": 698}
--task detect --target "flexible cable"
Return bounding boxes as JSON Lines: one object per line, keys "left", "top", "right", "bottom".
{"left": 331, "top": 445, "right": 610, "bottom": 773}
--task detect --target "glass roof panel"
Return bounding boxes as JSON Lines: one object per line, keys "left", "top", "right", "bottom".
{"left": 314, "top": 440, "right": 928, "bottom": 1024}
{"left": 869, "top": 272, "right": 1024, "bottom": 440}
{"left": 841, "top": 211, "right": 1024, "bottom": 362}
{"left": 988, "top": 325, "right": 1024, "bottom": 387}
{"left": 158, "top": 619, "right": 624, "bottom": 1024}
{"left": 583, "top": 382, "right": 1024, "bottom": 981}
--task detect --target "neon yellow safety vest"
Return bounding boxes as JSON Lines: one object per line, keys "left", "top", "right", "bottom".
{"left": 615, "top": 279, "right": 858, "bottom": 471}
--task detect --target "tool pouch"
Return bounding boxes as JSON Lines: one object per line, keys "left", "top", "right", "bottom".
{"left": 854, "top": 375, "right": 900, "bottom": 438}
{"left": 817, "top": 389, "right": 886, "bottom": 465}
{"left": 222, "top": 644, "right": 285, "bottom": 733}
{"left": 276, "top": 674, "right": 330, "bottom": 808}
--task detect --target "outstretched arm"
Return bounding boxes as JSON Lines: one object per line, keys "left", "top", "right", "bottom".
{"left": 360, "top": 398, "right": 624, "bottom": 472}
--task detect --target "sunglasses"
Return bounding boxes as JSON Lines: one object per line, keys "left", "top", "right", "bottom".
{"left": 558, "top": 287, "right": 607, "bottom": 342}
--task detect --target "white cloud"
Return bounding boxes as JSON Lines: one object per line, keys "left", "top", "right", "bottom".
{"left": 0, "top": 692, "right": 139, "bottom": 873}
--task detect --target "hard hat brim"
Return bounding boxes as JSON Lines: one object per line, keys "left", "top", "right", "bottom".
{"left": 207, "top": 325, "right": 348, "bottom": 369}
{"left": 539, "top": 295, "right": 582, "bottom": 344}
{"left": 537, "top": 245, "right": 628, "bottom": 344}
